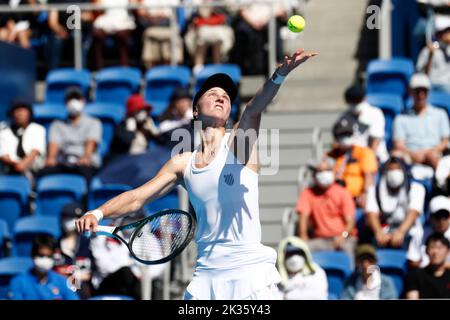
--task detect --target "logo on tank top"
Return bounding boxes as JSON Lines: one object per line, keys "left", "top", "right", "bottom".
{"left": 223, "top": 173, "right": 234, "bottom": 186}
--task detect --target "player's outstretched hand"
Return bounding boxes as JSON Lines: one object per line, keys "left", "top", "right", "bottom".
{"left": 75, "top": 213, "right": 99, "bottom": 234}
{"left": 277, "top": 49, "right": 318, "bottom": 76}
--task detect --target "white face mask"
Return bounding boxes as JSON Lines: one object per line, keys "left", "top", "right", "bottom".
{"left": 66, "top": 99, "right": 84, "bottom": 116}
{"left": 285, "top": 254, "right": 305, "bottom": 273}
{"left": 338, "top": 136, "right": 354, "bottom": 148}
{"left": 183, "top": 108, "right": 193, "bottom": 120}
{"left": 386, "top": 169, "right": 405, "bottom": 188}
{"left": 135, "top": 110, "right": 148, "bottom": 122}
{"left": 33, "top": 256, "right": 54, "bottom": 273}
{"left": 63, "top": 218, "right": 77, "bottom": 233}
{"left": 315, "top": 171, "right": 335, "bottom": 187}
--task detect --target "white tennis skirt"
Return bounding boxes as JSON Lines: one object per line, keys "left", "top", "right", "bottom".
{"left": 183, "top": 241, "right": 282, "bottom": 300}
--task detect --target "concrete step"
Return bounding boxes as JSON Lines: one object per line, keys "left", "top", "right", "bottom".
{"left": 259, "top": 184, "right": 298, "bottom": 207}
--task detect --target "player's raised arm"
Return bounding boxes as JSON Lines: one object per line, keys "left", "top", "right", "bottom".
{"left": 75, "top": 152, "right": 191, "bottom": 233}
{"left": 239, "top": 49, "right": 318, "bottom": 125}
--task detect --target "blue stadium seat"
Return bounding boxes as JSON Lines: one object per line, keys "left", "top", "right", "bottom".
{"left": 88, "top": 295, "right": 134, "bottom": 300}
{"left": 144, "top": 65, "right": 192, "bottom": 117}
{"left": 366, "top": 58, "right": 415, "bottom": 100}
{"left": 13, "top": 216, "right": 61, "bottom": 257}
{"left": 366, "top": 93, "right": 404, "bottom": 150}
{"left": 36, "top": 174, "right": 87, "bottom": 217}
{"left": 194, "top": 64, "right": 241, "bottom": 120}
{"left": 0, "top": 176, "right": 31, "bottom": 233}
{"left": 376, "top": 249, "right": 407, "bottom": 297}
{"left": 0, "top": 257, "right": 33, "bottom": 299}
{"left": 428, "top": 91, "right": 450, "bottom": 117}
{"left": 88, "top": 182, "right": 131, "bottom": 211}
{"left": 84, "top": 102, "right": 125, "bottom": 158}
{"left": 32, "top": 103, "right": 68, "bottom": 133}
{"left": 145, "top": 189, "right": 179, "bottom": 216}
{"left": 45, "top": 68, "right": 91, "bottom": 104}
{"left": 0, "top": 219, "right": 11, "bottom": 258}
{"left": 95, "top": 67, "right": 142, "bottom": 107}
{"left": 312, "top": 251, "right": 352, "bottom": 299}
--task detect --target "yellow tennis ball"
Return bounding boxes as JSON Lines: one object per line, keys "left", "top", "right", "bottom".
{"left": 287, "top": 15, "right": 306, "bottom": 33}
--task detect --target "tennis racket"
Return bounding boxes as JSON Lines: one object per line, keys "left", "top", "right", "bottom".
{"left": 85, "top": 209, "right": 196, "bottom": 265}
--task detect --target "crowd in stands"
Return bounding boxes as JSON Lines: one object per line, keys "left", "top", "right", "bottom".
{"left": 0, "top": 0, "right": 299, "bottom": 76}
{"left": 285, "top": 5, "right": 450, "bottom": 300}
{"left": 1, "top": 0, "right": 450, "bottom": 301}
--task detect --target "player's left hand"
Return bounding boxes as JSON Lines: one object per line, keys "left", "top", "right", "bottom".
{"left": 277, "top": 49, "right": 318, "bottom": 76}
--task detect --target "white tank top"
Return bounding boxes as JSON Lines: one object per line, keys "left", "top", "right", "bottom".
{"left": 183, "top": 131, "right": 262, "bottom": 244}
{"left": 183, "top": 131, "right": 280, "bottom": 299}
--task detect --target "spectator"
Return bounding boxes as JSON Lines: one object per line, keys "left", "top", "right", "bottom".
{"left": 393, "top": 73, "right": 449, "bottom": 169}
{"left": 417, "top": 15, "right": 450, "bottom": 93}
{"left": 296, "top": 157, "right": 357, "bottom": 258}
{"left": 184, "top": 0, "right": 235, "bottom": 74}
{"left": 230, "top": 0, "right": 288, "bottom": 75}
{"left": 0, "top": 0, "right": 34, "bottom": 49}
{"left": 435, "top": 152, "right": 450, "bottom": 195}
{"left": 0, "top": 99, "right": 46, "bottom": 180}
{"left": 41, "top": 87, "right": 102, "bottom": 183}
{"left": 92, "top": 0, "right": 137, "bottom": 69}
{"left": 158, "top": 87, "right": 193, "bottom": 135}
{"left": 328, "top": 116, "right": 378, "bottom": 208}
{"left": 407, "top": 196, "right": 450, "bottom": 268}
{"left": 53, "top": 202, "right": 94, "bottom": 299}
{"left": 137, "top": 0, "right": 183, "bottom": 67}
{"left": 109, "top": 93, "right": 159, "bottom": 158}
{"left": 9, "top": 235, "right": 79, "bottom": 300}
{"left": 339, "top": 84, "right": 388, "bottom": 163}
{"left": 365, "top": 156, "right": 425, "bottom": 248}
{"left": 276, "top": 237, "right": 328, "bottom": 300}
{"left": 405, "top": 232, "right": 450, "bottom": 299}
{"left": 89, "top": 221, "right": 166, "bottom": 299}
{"left": 341, "top": 244, "right": 398, "bottom": 300}
{"left": 47, "top": 0, "right": 95, "bottom": 69}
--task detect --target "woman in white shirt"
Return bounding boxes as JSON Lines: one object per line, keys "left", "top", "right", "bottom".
{"left": 277, "top": 236, "right": 328, "bottom": 300}
{"left": 0, "top": 100, "right": 46, "bottom": 180}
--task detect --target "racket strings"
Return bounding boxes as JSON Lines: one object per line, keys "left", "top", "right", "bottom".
{"left": 130, "top": 212, "right": 192, "bottom": 262}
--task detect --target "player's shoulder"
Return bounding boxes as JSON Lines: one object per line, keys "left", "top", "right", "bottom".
{"left": 167, "top": 152, "right": 193, "bottom": 171}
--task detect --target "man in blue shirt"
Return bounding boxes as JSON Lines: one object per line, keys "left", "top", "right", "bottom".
{"left": 9, "top": 235, "right": 79, "bottom": 300}
{"left": 393, "top": 73, "right": 449, "bottom": 169}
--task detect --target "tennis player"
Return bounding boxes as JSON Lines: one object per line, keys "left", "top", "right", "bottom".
{"left": 76, "top": 48, "right": 317, "bottom": 299}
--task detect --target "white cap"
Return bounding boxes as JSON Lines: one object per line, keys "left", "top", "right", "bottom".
{"left": 429, "top": 196, "right": 450, "bottom": 215}
{"left": 409, "top": 73, "right": 431, "bottom": 90}
{"left": 435, "top": 15, "right": 450, "bottom": 33}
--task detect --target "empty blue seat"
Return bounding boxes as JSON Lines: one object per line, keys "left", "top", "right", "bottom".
{"left": 88, "top": 182, "right": 131, "bottom": 211}
{"left": 312, "top": 251, "right": 352, "bottom": 299}
{"left": 95, "top": 67, "right": 142, "bottom": 107}
{"left": 376, "top": 249, "right": 407, "bottom": 297}
{"left": 429, "top": 91, "right": 450, "bottom": 117}
{"left": 145, "top": 190, "right": 179, "bottom": 216}
{"left": 194, "top": 64, "right": 241, "bottom": 119}
{"left": 36, "top": 174, "right": 87, "bottom": 217}
{"left": 367, "top": 58, "right": 415, "bottom": 100}
{"left": 0, "top": 176, "right": 31, "bottom": 233}
{"left": 32, "top": 103, "right": 68, "bottom": 132}
{"left": 13, "top": 216, "right": 61, "bottom": 257}
{"left": 144, "top": 65, "right": 192, "bottom": 117}
{"left": 0, "top": 257, "right": 33, "bottom": 299}
{"left": 84, "top": 102, "right": 125, "bottom": 158}
{"left": 366, "top": 93, "right": 404, "bottom": 150}
{"left": 45, "top": 68, "right": 91, "bottom": 104}
{"left": 0, "top": 219, "right": 11, "bottom": 258}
